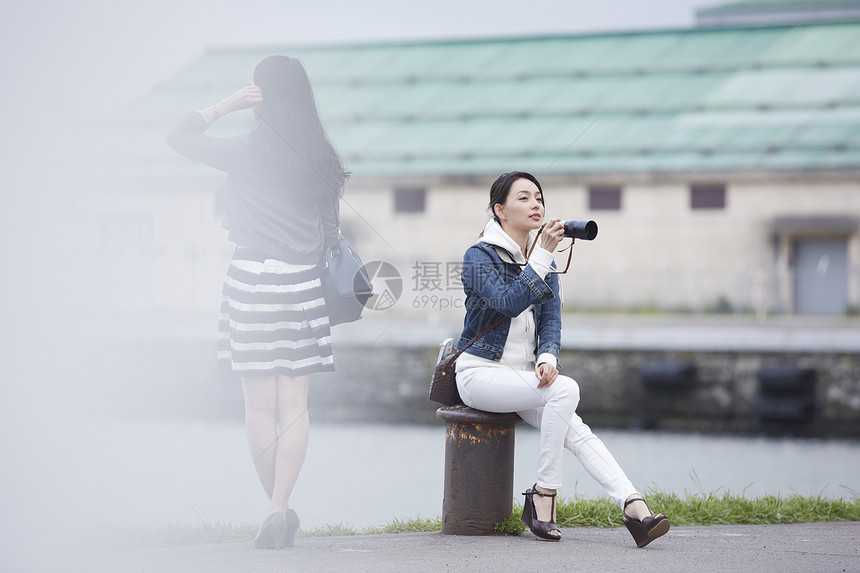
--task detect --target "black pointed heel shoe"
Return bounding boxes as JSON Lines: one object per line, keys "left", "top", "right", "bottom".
{"left": 284, "top": 509, "right": 300, "bottom": 548}
{"left": 622, "top": 497, "right": 670, "bottom": 548}
{"left": 521, "top": 484, "right": 561, "bottom": 541}
{"left": 254, "top": 511, "right": 288, "bottom": 550}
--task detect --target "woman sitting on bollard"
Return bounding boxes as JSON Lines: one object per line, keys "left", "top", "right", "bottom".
{"left": 454, "top": 171, "right": 669, "bottom": 547}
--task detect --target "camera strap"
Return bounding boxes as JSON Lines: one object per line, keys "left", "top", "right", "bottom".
{"left": 524, "top": 224, "right": 575, "bottom": 274}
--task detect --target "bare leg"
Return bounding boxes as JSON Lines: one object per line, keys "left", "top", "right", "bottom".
{"left": 242, "top": 376, "right": 278, "bottom": 499}
{"left": 266, "top": 374, "right": 311, "bottom": 514}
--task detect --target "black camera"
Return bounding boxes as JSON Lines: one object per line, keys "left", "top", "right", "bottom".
{"left": 562, "top": 220, "right": 598, "bottom": 240}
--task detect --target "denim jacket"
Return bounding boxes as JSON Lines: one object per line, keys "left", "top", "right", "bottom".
{"left": 456, "top": 240, "right": 561, "bottom": 362}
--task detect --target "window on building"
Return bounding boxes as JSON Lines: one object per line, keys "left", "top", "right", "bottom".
{"left": 588, "top": 186, "right": 622, "bottom": 211}
{"left": 690, "top": 183, "right": 726, "bottom": 210}
{"left": 394, "top": 187, "right": 426, "bottom": 214}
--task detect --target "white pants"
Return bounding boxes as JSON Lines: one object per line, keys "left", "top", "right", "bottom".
{"left": 457, "top": 366, "right": 637, "bottom": 506}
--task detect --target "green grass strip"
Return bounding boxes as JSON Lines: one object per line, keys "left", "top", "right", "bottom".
{"left": 111, "top": 492, "right": 860, "bottom": 546}
{"left": 497, "top": 491, "right": 860, "bottom": 534}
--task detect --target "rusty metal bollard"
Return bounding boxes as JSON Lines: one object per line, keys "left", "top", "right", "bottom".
{"left": 436, "top": 405, "right": 522, "bottom": 535}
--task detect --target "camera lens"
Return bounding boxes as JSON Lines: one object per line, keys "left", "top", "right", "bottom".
{"left": 562, "top": 220, "right": 598, "bottom": 240}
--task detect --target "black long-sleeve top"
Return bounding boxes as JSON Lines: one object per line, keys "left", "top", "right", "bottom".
{"left": 167, "top": 111, "right": 340, "bottom": 264}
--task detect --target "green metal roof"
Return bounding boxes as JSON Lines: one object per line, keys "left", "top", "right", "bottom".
{"left": 700, "top": 0, "right": 860, "bottom": 15}
{"left": 109, "top": 21, "right": 860, "bottom": 178}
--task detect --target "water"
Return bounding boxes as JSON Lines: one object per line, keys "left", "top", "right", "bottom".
{"left": 13, "top": 419, "right": 853, "bottom": 532}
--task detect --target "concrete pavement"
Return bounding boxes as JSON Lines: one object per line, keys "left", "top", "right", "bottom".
{"left": 75, "top": 521, "right": 860, "bottom": 573}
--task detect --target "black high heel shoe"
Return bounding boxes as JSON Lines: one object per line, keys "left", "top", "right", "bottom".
{"left": 254, "top": 511, "right": 288, "bottom": 550}
{"left": 284, "top": 509, "right": 300, "bottom": 548}
{"left": 622, "top": 497, "right": 670, "bottom": 548}
{"left": 521, "top": 484, "right": 561, "bottom": 541}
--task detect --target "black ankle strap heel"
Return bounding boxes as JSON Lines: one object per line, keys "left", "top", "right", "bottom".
{"left": 521, "top": 484, "right": 561, "bottom": 541}
{"left": 622, "top": 497, "right": 670, "bottom": 548}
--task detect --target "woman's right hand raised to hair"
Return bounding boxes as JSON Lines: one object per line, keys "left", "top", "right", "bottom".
{"left": 223, "top": 85, "right": 264, "bottom": 112}
{"left": 199, "top": 86, "right": 263, "bottom": 122}
{"left": 540, "top": 218, "right": 565, "bottom": 253}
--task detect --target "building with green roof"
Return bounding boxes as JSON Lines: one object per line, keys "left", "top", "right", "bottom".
{"left": 697, "top": 0, "right": 860, "bottom": 27}
{"left": 93, "top": 8, "right": 860, "bottom": 317}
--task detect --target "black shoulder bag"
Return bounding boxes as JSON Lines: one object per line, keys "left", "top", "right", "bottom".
{"left": 320, "top": 196, "right": 373, "bottom": 326}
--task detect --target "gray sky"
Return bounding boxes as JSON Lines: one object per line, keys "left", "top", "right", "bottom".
{"left": 2, "top": 0, "right": 719, "bottom": 122}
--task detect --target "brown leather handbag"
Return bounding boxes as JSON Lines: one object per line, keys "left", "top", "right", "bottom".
{"left": 429, "top": 315, "right": 506, "bottom": 405}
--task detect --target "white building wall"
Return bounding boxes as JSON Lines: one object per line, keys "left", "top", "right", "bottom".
{"left": 341, "top": 176, "right": 860, "bottom": 316}
{"left": 90, "top": 173, "right": 860, "bottom": 318}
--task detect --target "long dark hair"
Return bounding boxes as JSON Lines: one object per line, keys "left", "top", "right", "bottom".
{"left": 488, "top": 171, "right": 544, "bottom": 224}
{"left": 251, "top": 55, "right": 349, "bottom": 195}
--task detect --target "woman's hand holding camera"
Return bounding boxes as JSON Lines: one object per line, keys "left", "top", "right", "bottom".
{"left": 540, "top": 218, "right": 565, "bottom": 253}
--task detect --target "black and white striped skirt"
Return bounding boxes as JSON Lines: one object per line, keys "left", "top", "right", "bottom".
{"left": 217, "top": 246, "right": 335, "bottom": 377}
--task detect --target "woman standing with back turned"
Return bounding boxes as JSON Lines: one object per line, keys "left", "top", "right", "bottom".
{"left": 455, "top": 171, "right": 669, "bottom": 547}
{"left": 167, "top": 55, "right": 348, "bottom": 549}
